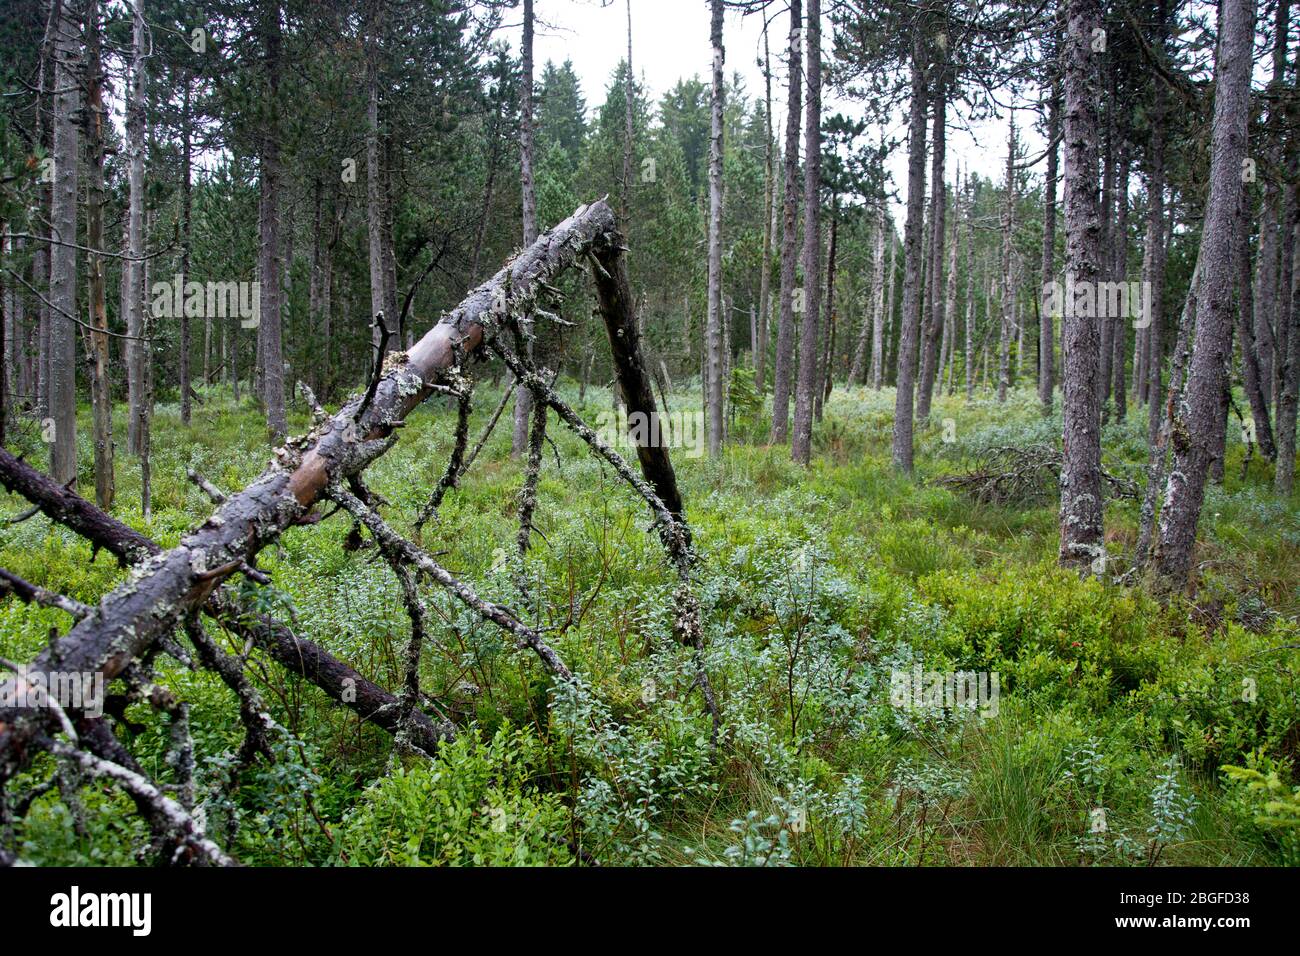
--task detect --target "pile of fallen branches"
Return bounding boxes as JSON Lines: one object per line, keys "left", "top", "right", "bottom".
{"left": 934, "top": 443, "right": 1140, "bottom": 507}
{"left": 0, "top": 199, "right": 717, "bottom": 867}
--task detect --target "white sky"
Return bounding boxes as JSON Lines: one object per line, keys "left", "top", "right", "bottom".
{"left": 508, "top": 0, "right": 1048, "bottom": 227}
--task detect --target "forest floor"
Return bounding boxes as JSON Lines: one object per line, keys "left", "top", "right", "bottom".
{"left": 3, "top": 380, "right": 1299, "bottom": 866}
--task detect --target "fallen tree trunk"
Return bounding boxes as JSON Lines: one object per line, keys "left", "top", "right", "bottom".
{"left": 0, "top": 199, "right": 618, "bottom": 779}
{"left": 0, "top": 445, "right": 454, "bottom": 757}
{"left": 589, "top": 233, "right": 687, "bottom": 523}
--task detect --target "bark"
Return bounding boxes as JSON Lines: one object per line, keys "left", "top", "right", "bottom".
{"left": 125, "top": 0, "right": 145, "bottom": 457}
{"left": 366, "top": 2, "right": 398, "bottom": 390}
{"left": 621, "top": 0, "right": 634, "bottom": 227}
{"left": 511, "top": 0, "right": 540, "bottom": 457}
{"left": 917, "top": 70, "right": 946, "bottom": 422}
{"left": 1143, "top": 87, "right": 1167, "bottom": 446}
{"left": 998, "top": 113, "right": 1016, "bottom": 404}
{"left": 1058, "top": 0, "right": 1106, "bottom": 570}
{"left": 1277, "top": 199, "right": 1300, "bottom": 494}
{"left": 1110, "top": 143, "right": 1130, "bottom": 422}
{"left": 942, "top": 188, "right": 958, "bottom": 393}
{"left": 1255, "top": 0, "right": 1290, "bottom": 413}
{"left": 756, "top": 22, "right": 775, "bottom": 393}
{"left": 83, "top": 0, "right": 113, "bottom": 510}
{"left": 0, "top": 200, "right": 620, "bottom": 778}
{"left": 892, "top": 33, "right": 928, "bottom": 473}
{"left": 258, "top": 1, "right": 286, "bottom": 443}
{"left": 705, "top": 0, "right": 725, "bottom": 456}
{"left": 818, "top": 199, "right": 837, "bottom": 417}
{"left": 965, "top": 180, "right": 976, "bottom": 400}
{"left": 180, "top": 75, "right": 193, "bottom": 426}
{"left": 591, "top": 234, "right": 686, "bottom": 521}
{"left": 791, "top": 0, "right": 821, "bottom": 465}
{"left": 883, "top": 215, "right": 898, "bottom": 385}
{"left": 1107, "top": 141, "right": 1128, "bottom": 418}
{"left": 1040, "top": 82, "right": 1060, "bottom": 413}
{"left": 48, "top": 0, "right": 80, "bottom": 487}
{"left": 1098, "top": 102, "right": 1116, "bottom": 414}
{"left": 1235, "top": 193, "right": 1278, "bottom": 459}
{"left": 770, "top": 0, "right": 801, "bottom": 443}
{"left": 1153, "top": 0, "right": 1256, "bottom": 585}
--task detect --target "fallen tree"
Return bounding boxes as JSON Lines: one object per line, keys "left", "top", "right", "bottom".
{"left": 0, "top": 199, "right": 711, "bottom": 865}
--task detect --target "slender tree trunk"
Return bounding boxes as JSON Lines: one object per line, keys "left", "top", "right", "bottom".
{"left": 1111, "top": 143, "right": 1130, "bottom": 421}
{"left": 1098, "top": 100, "right": 1116, "bottom": 416}
{"left": 1143, "top": 82, "right": 1167, "bottom": 446}
{"left": 770, "top": 0, "right": 801, "bottom": 443}
{"left": 621, "top": 0, "right": 635, "bottom": 228}
{"left": 1058, "top": 0, "right": 1106, "bottom": 570}
{"left": 1154, "top": 0, "right": 1256, "bottom": 585}
{"left": 1235, "top": 191, "right": 1278, "bottom": 459}
{"left": 1040, "top": 61, "right": 1061, "bottom": 412}
{"left": 852, "top": 205, "right": 884, "bottom": 386}
{"left": 83, "top": 0, "right": 113, "bottom": 509}
{"left": 756, "top": 21, "right": 775, "bottom": 393}
{"left": 942, "top": 169, "right": 960, "bottom": 396}
{"left": 510, "top": 0, "right": 539, "bottom": 455}
{"left": 892, "top": 30, "right": 928, "bottom": 473}
{"left": 1255, "top": 0, "right": 1289, "bottom": 416}
{"left": 998, "top": 113, "right": 1016, "bottom": 404}
{"left": 917, "top": 67, "right": 946, "bottom": 422}
{"left": 880, "top": 214, "right": 896, "bottom": 390}
{"left": 818, "top": 199, "right": 838, "bottom": 417}
{"left": 965, "top": 180, "right": 976, "bottom": 400}
{"left": 125, "top": 0, "right": 145, "bottom": 457}
{"left": 179, "top": 76, "right": 193, "bottom": 425}
{"left": 791, "top": 0, "right": 822, "bottom": 465}
{"left": 259, "top": 1, "right": 286, "bottom": 442}
{"left": 48, "top": 0, "right": 81, "bottom": 487}
{"left": 1276, "top": 193, "right": 1300, "bottom": 494}
{"left": 705, "top": 0, "right": 726, "bottom": 456}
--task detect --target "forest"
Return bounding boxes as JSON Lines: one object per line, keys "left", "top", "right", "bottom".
{"left": 0, "top": 0, "right": 1297, "bottom": 874}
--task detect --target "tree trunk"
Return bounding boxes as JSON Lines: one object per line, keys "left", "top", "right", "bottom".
{"left": 1040, "top": 65, "right": 1061, "bottom": 413}
{"left": 756, "top": 21, "right": 775, "bottom": 394}
{"left": 180, "top": 75, "right": 193, "bottom": 426}
{"left": 1235, "top": 192, "right": 1278, "bottom": 459}
{"left": 705, "top": 0, "right": 726, "bottom": 456}
{"left": 125, "top": 0, "right": 146, "bottom": 457}
{"left": 998, "top": 113, "right": 1016, "bottom": 404}
{"left": 1108, "top": 142, "right": 1130, "bottom": 421}
{"left": 917, "top": 68, "right": 946, "bottom": 422}
{"left": 48, "top": 0, "right": 81, "bottom": 487}
{"left": 892, "top": 31, "right": 928, "bottom": 473}
{"left": 83, "top": 0, "right": 114, "bottom": 510}
{"left": 851, "top": 205, "right": 884, "bottom": 386}
{"left": 965, "top": 181, "right": 976, "bottom": 400}
{"left": 791, "top": 0, "right": 821, "bottom": 465}
{"left": 1058, "top": 0, "right": 1106, "bottom": 570}
{"left": 1154, "top": 0, "right": 1256, "bottom": 584}
{"left": 1276, "top": 195, "right": 1300, "bottom": 494}
{"left": 259, "top": 0, "right": 287, "bottom": 442}
{"left": 818, "top": 199, "right": 838, "bottom": 417}
{"left": 770, "top": 0, "right": 801, "bottom": 443}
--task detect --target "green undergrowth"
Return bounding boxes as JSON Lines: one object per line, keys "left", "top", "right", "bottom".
{"left": 2, "top": 379, "right": 1298, "bottom": 866}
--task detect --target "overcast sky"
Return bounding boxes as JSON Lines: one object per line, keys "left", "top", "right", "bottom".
{"left": 504, "top": 0, "right": 1048, "bottom": 227}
